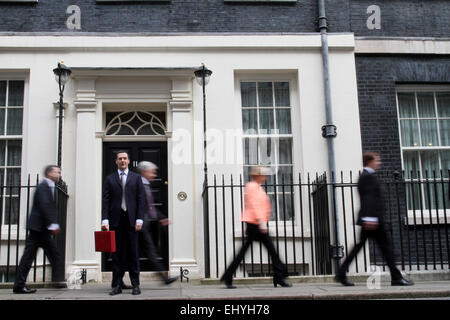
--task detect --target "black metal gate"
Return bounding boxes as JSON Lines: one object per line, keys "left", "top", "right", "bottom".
{"left": 311, "top": 174, "right": 332, "bottom": 275}
{"left": 0, "top": 175, "right": 69, "bottom": 283}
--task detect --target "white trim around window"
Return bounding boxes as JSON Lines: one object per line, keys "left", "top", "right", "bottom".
{"left": 396, "top": 85, "right": 450, "bottom": 225}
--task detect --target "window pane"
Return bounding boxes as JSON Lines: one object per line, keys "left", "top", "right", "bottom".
{"left": 0, "top": 109, "right": 4, "bottom": 135}
{"left": 117, "top": 125, "right": 134, "bottom": 135}
{"left": 420, "top": 120, "right": 439, "bottom": 146}
{"left": 276, "top": 109, "right": 292, "bottom": 134}
{"left": 259, "top": 109, "right": 274, "bottom": 133}
{"left": 398, "top": 93, "right": 417, "bottom": 118}
{"left": 274, "top": 82, "right": 290, "bottom": 107}
{"left": 241, "top": 82, "right": 257, "bottom": 108}
{"left": 258, "top": 136, "right": 275, "bottom": 165}
{"left": 0, "top": 141, "right": 4, "bottom": 166}
{"left": 4, "top": 196, "right": 19, "bottom": 225}
{"left": 5, "top": 168, "right": 20, "bottom": 196}
{"left": 420, "top": 150, "right": 440, "bottom": 178}
{"left": 7, "top": 81, "right": 24, "bottom": 107}
{"left": 406, "top": 180, "right": 421, "bottom": 211}
{"left": 400, "top": 120, "right": 420, "bottom": 146}
{"left": 278, "top": 193, "right": 293, "bottom": 221}
{"left": 439, "top": 120, "right": 450, "bottom": 146}
{"left": 7, "top": 140, "right": 21, "bottom": 166}
{"left": 436, "top": 92, "right": 450, "bottom": 117}
{"left": 258, "top": 82, "right": 273, "bottom": 107}
{"left": 0, "top": 81, "right": 6, "bottom": 107}
{"left": 261, "top": 172, "right": 275, "bottom": 194}
{"left": 278, "top": 138, "right": 292, "bottom": 164}
{"left": 277, "top": 166, "right": 293, "bottom": 193}
{"left": 403, "top": 151, "right": 420, "bottom": 179}
{"left": 6, "top": 108, "right": 23, "bottom": 135}
{"left": 243, "top": 138, "right": 258, "bottom": 165}
{"left": 417, "top": 93, "right": 436, "bottom": 118}
{"left": 242, "top": 109, "right": 257, "bottom": 133}
{"left": 441, "top": 150, "right": 450, "bottom": 178}
{"left": 423, "top": 182, "right": 441, "bottom": 210}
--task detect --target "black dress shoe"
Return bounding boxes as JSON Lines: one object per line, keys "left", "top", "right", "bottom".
{"left": 273, "top": 278, "right": 292, "bottom": 288}
{"left": 391, "top": 278, "right": 414, "bottom": 286}
{"left": 220, "top": 275, "right": 236, "bottom": 289}
{"left": 164, "top": 276, "right": 179, "bottom": 285}
{"left": 132, "top": 286, "right": 141, "bottom": 295}
{"left": 109, "top": 286, "right": 122, "bottom": 296}
{"left": 13, "top": 286, "right": 37, "bottom": 294}
{"left": 334, "top": 275, "right": 355, "bottom": 287}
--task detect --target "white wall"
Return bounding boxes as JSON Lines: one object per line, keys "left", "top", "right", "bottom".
{"left": 0, "top": 34, "right": 363, "bottom": 280}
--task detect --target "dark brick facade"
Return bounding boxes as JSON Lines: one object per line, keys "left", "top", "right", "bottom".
{"left": 355, "top": 55, "right": 450, "bottom": 175}
{"left": 355, "top": 55, "right": 450, "bottom": 267}
{"left": 0, "top": 0, "right": 448, "bottom": 36}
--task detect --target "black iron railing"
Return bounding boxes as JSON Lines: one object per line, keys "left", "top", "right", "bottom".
{"left": 0, "top": 175, "right": 68, "bottom": 283}
{"left": 202, "top": 170, "right": 450, "bottom": 279}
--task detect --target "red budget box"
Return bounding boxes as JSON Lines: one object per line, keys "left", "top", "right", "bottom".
{"left": 94, "top": 231, "right": 116, "bottom": 253}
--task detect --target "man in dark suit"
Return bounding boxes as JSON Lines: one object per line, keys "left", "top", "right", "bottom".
{"left": 13, "top": 165, "right": 65, "bottom": 294}
{"left": 136, "top": 161, "right": 178, "bottom": 285}
{"left": 335, "top": 152, "right": 414, "bottom": 287}
{"left": 102, "top": 151, "right": 147, "bottom": 296}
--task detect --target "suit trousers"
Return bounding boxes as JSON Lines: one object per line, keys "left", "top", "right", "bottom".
{"left": 14, "top": 230, "right": 64, "bottom": 289}
{"left": 141, "top": 220, "right": 167, "bottom": 280}
{"left": 111, "top": 211, "right": 140, "bottom": 288}
{"left": 221, "top": 223, "right": 287, "bottom": 280}
{"left": 337, "top": 227, "right": 402, "bottom": 281}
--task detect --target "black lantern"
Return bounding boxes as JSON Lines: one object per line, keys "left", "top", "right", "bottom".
{"left": 195, "top": 64, "right": 213, "bottom": 279}
{"left": 194, "top": 64, "right": 213, "bottom": 180}
{"left": 53, "top": 62, "right": 72, "bottom": 167}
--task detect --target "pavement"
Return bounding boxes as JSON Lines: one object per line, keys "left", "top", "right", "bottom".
{"left": 0, "top": 279, "right": 449, "bottom": 300}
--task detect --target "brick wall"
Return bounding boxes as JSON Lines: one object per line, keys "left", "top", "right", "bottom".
{"left": 0, "top": 0, "right": 447, "bottom": 36}
{"left": 355, "top": 54, "right": 450, "bottom": 267}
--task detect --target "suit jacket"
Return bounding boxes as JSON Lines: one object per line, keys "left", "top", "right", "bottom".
{"left": 27, "top": 181, "right": 58, "bottom": 232}
{"left": 142, "top": 178, "right": 166, "bottom": 222}
{"left": 357, "top": 169, "right": 385, "bottom": 226}
{"left": 102, "top": 170, "right": 147, "bottom": 228}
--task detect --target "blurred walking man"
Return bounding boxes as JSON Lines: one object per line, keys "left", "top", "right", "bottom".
{"left": 335, "top": 152, "right": 414, "bottom": 287}
{"left": 13, "top": 165, "right": 65, "bottom": 294}
{"left": 137, "top": 161, "right": 178, "bottom": 285}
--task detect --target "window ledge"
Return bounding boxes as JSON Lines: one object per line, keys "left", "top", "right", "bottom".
{"left": 406, "top": 210, "right": 450, "bottom": 225}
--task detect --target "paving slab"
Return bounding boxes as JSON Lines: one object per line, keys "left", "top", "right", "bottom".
{"left": 0, "top": 281, "right": 449, "bottom": 300}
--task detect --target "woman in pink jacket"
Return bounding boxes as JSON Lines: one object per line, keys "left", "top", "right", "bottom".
{"left": 220, "top": 166, "right": 291, "bottom": 289}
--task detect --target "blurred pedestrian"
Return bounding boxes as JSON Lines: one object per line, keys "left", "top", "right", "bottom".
{"left": 137, "top": 161, "right": 178, "bottom": 285}
{"left": 13, "top": 165, "right": 65, "bottom": 294}
{"left": 335, "top": 152, "right": 414, "bottom": 287}
{"left": 220, "top": 166, "right": 291, "bottom": 289}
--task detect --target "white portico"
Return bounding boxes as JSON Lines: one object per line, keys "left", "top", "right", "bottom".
{"left": 67, "top": 69, "right": 201, "bottom": 281}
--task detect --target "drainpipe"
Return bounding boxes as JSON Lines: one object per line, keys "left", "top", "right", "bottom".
{"left": 317, "top": 0, "right": 343, "bottom": 272}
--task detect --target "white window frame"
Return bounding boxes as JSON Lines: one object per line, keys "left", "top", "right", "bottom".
{"left": 238, "top": 75, "right": 300, "bottom": 229}
{"left": 0, "top": 75, "right": 26, "bottom": 239}
{"left": 396, "top": 85, "right": 450, "bottom": 225}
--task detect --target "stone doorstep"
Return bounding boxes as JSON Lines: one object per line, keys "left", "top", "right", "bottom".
{"left": 1, "top": 270, "right": 448, "bottom": 290}
{"left": 0, "top": 282, "right": 67, "bottom": 289}
{"left": 200, "top": 270, "right": 450, "bottom": 285}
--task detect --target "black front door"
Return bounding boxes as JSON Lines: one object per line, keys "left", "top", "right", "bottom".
{"left": 102, "top": 141, "right": 168, "bottom": 272}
